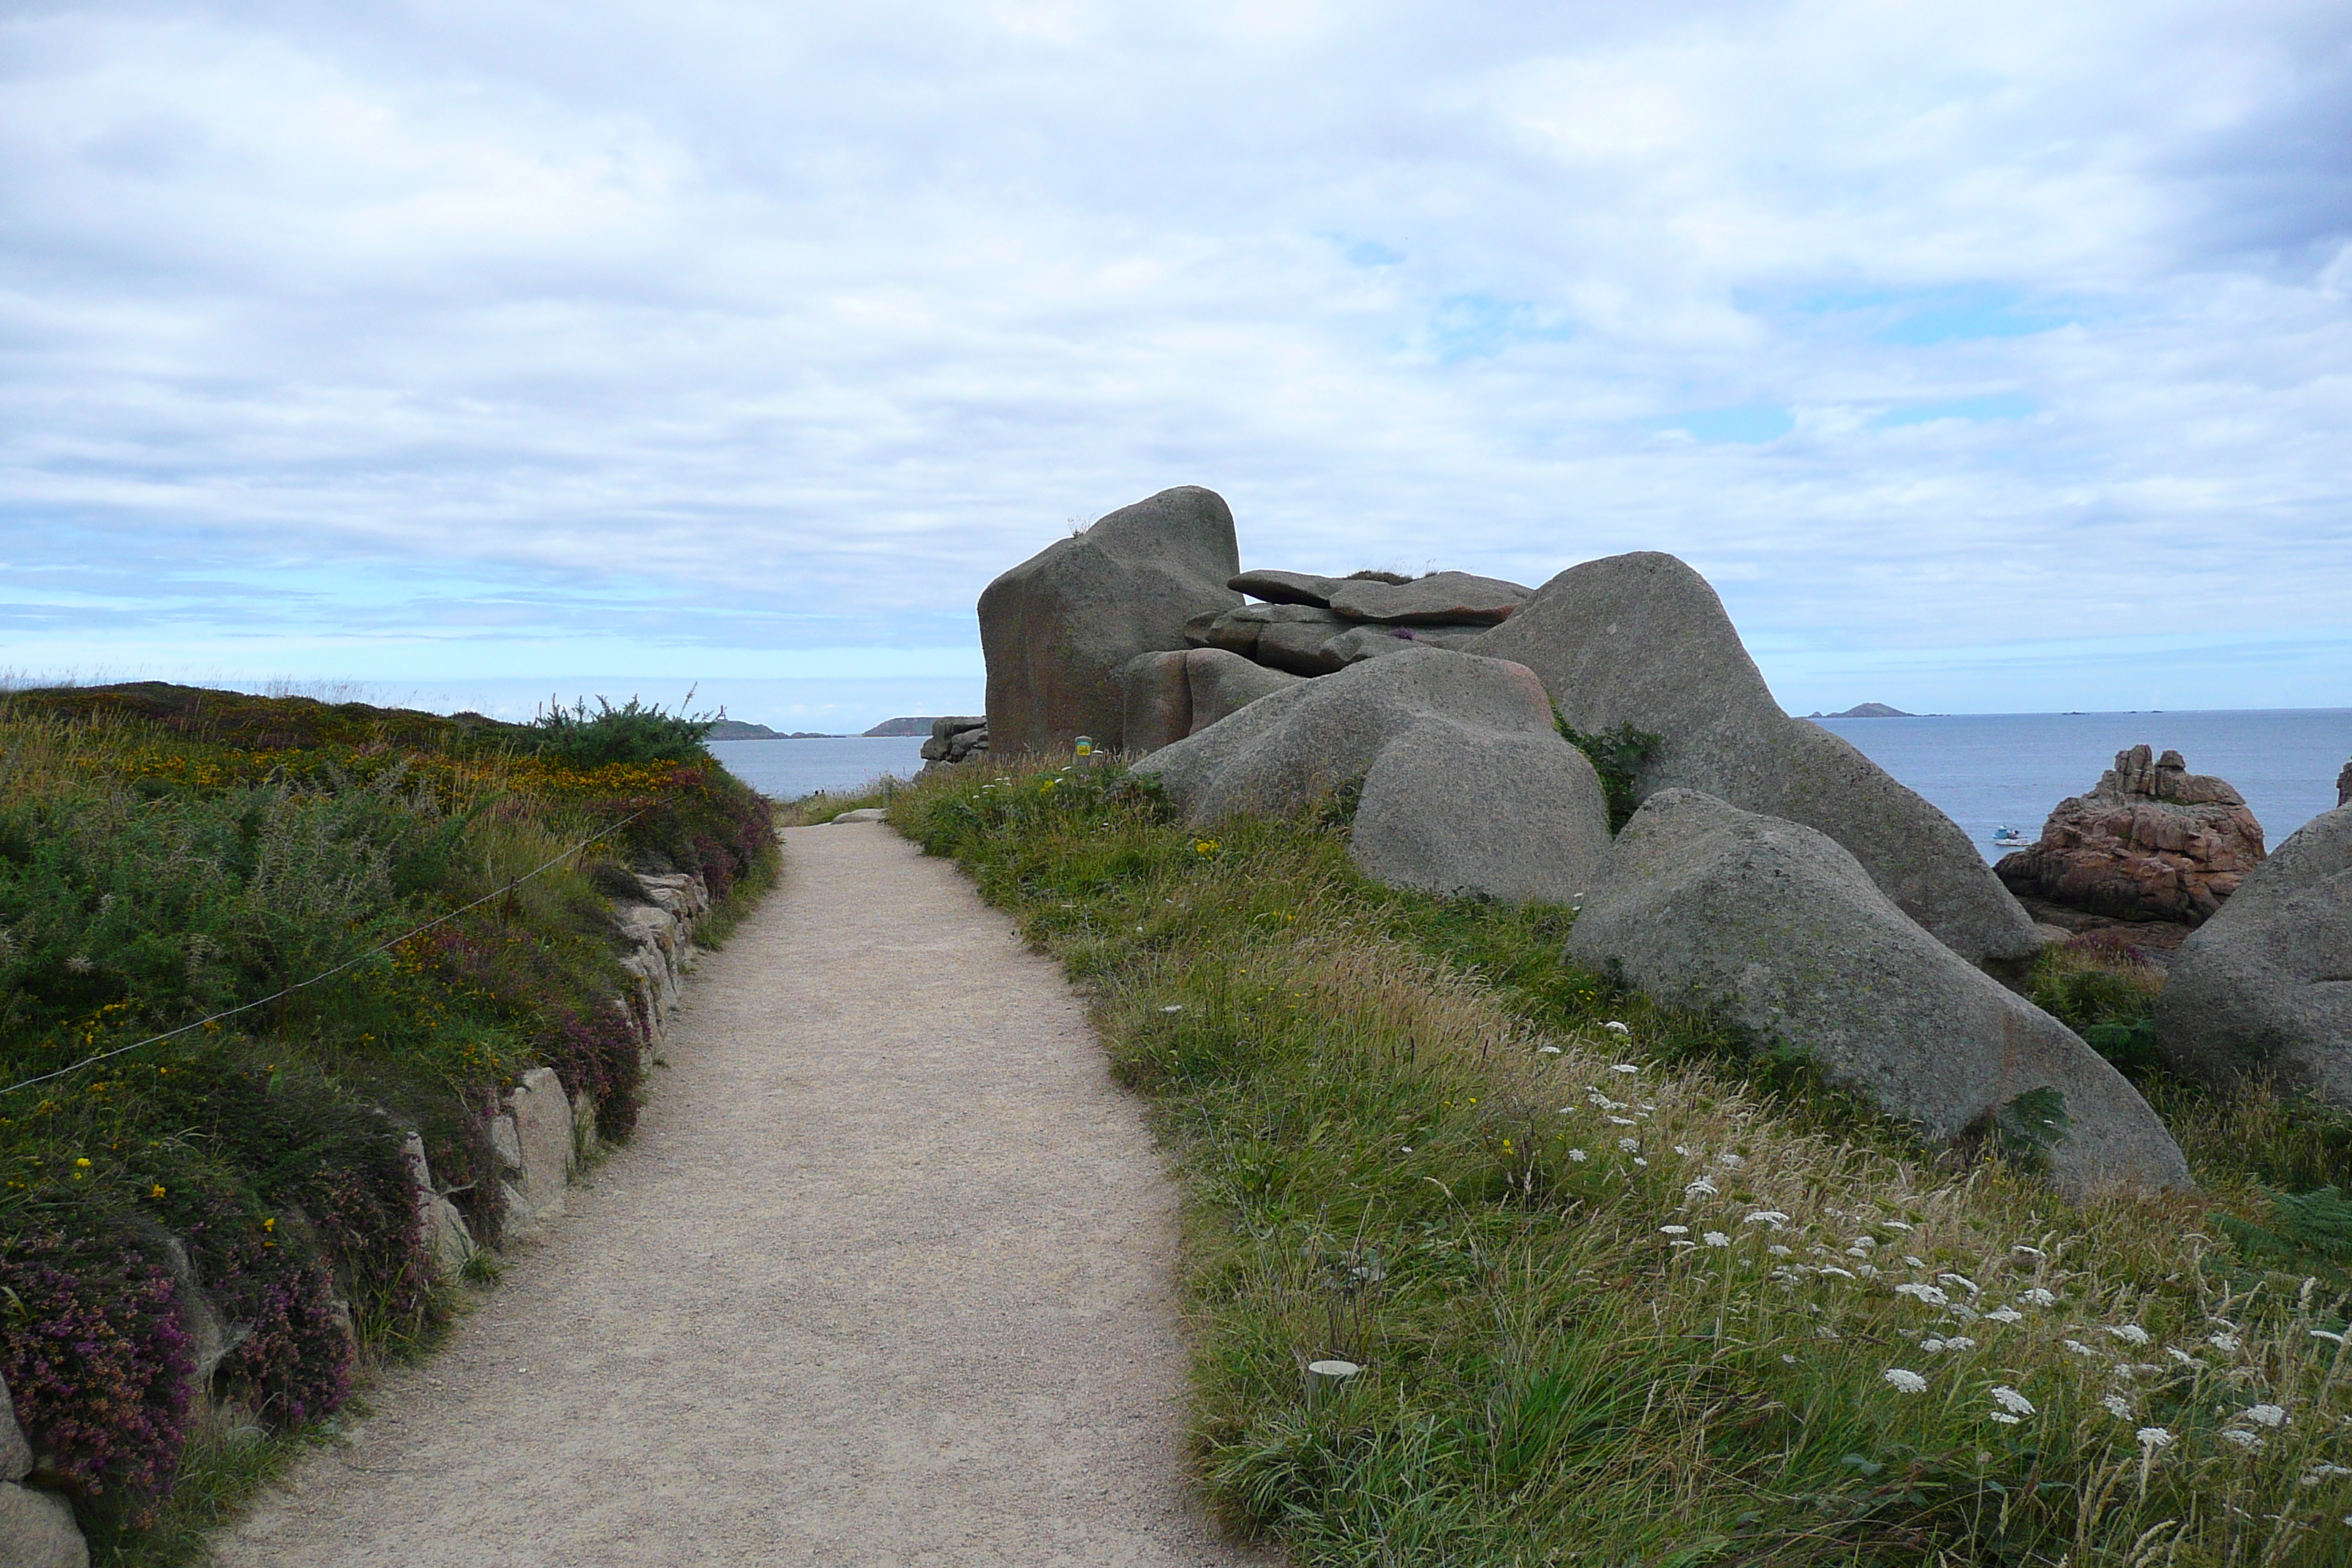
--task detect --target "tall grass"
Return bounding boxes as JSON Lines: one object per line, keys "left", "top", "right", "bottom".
{"left": 893, "top": 755, "right": 2352, "bottom": 1567}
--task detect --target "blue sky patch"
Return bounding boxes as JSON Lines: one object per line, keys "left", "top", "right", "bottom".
{"left": 1647, "top": 405, "right": 1795, "bottom": 443}
{"left": 1875, "top": 393, "right": 2039, "bottom": 427}
{"left": 1741, "top": 283, "right": 2079, "bottom": 344}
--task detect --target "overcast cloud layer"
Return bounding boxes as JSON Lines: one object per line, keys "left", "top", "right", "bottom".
{"left": 3, "top": 0, "right": 2348, "bottom": 727}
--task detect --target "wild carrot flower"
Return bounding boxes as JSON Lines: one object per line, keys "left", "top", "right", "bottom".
{"left": 1884, "top": 1368, "right": 1929, "bottom": 1393}
{"left": 1985, "top": 1307, "right": 2022, "bottom": 1323}
{"left": 1660, "top": 1225, "right": 1689, "bottom": 1235}
{"left": 2223, "top": 1429, "right": 2264, "bottom": 1450}
{"left": 2102, "top": 1394, "right": 2133, "bottom": 1418}
{"left": 1610, "top": 1063, "right": 1640, "bottom": 1074}
{"left": 1703, "top": 1232, "right": 1730, "bottom": 1248}
{"left": 2246, "top": 1403, "right": 2288, "bottom": 1428}
{"left": 1602, "top": 1021, "right": 1630, "bottom": 1034}
{"left": 2021, "top": 1288, "right": 2057, "bottom": 1307}
{"left": 1991, "top": 1386, "right": 2035, "bottom": 1415}
{"left": 2136, "top": 1427, "right": 2174, "bottom": 1452}
{"left": 1567, "top": 1148, "right": 1588, "bottom": 1162}
{"left": 2106, "top": 1324, "right": 2151, "bottom": 1346}
{"left": 1744, "top": 1211, "right": 1789, "bottom": 1228}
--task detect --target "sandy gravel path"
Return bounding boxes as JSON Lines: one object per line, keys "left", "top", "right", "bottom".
{"left": 219, "top": 821, "right": 1264, "bottom": 1568}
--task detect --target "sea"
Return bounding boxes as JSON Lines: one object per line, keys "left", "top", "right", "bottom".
{"left": 709, "top": 736, "right": 930, "bottom": 801}
{"left": 1812, "top": 709, "right": 2352, "bottom": 864}
{"left": 710, "top": 711, "right": 2352, "bottom": 861}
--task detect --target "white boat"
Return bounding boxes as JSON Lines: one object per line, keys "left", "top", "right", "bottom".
{"left": 1990, "top": 826, "right": 2029, "bottom": 849}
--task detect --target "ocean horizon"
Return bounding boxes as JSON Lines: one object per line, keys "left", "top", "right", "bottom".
{"left": 712, "top": 707, "right": 2352, "bottom": 861}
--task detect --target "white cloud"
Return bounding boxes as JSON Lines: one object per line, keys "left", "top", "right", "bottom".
{"left": 1, "top": 0, "right": 2348, "bottom": 717}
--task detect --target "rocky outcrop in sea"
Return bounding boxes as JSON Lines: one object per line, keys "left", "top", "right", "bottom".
{"left": 1994, "top": 745, "right": 2266, "bottom": 926}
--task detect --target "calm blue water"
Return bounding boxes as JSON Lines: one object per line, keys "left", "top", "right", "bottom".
{"left": 709, "top": 736, "right": 928, "bottom": 799}
{"left": 1812, "top": 709, "right": 2352, "bottom": 864}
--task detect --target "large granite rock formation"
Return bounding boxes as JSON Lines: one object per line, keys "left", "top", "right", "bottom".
{"left": 1995, "top": 745, "right": 2266, "bottom": 925}
{"left": 1132, "top": 646, "right": 1610, "bottom": 904}
{"left": 1324, "top": 570, "right": 1531, "bottom": 625}
{"left": 979, "top": 486, "right": 1242, "bottom": 755}
{"left": 1183, "top": 603, "right": 1491, "bottom": 676}
{"left": 1566, "top": 790, "right": 2190, "bottom": 1196}
{"left": 2338, "top": 756, "right": 2351, "bottom": 808}
{"left": 2155, "top": 804, "right": 2352, "bottom": 1107}
{"left": 1470, "top": 551, "right": 2040, "bottom": 968}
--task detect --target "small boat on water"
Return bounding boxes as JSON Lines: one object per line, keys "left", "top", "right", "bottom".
{"left": 1990, "top": 826, "right": 2029, "bottom": 849}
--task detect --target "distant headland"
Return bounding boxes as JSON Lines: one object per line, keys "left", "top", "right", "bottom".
{"left": 704, "top": 716, "right": 946, "bottom": 739}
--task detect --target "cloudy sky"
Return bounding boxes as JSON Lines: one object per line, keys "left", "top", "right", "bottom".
{"left": 3, "top": 0, "right": 2348, "bottom": 729}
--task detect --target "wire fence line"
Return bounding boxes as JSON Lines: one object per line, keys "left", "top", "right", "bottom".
{"left": 0, "top": 800, "right": 666, "bottom": 1101}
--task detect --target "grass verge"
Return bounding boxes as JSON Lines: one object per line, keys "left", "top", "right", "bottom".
{"left": 892, "top": 753, "right": 2352, "bottom": 1567}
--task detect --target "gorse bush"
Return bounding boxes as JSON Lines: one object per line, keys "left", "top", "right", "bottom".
{"left": 529, "top": 694, "right": 717, "bottom": 769}
{"left": 892, "top": 755, "right": 2352, "bottom": 1567}
{"left": 0, "top": 683, "right": 776, "bottom": 1553}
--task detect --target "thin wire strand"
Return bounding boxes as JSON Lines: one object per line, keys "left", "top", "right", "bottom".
{"left": 0, "top": 802, "right": 663, "bottom": 1101}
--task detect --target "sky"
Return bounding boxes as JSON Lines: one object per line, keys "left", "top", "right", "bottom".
{"left": 2, "top": 0, "right": 2348, "bottom": 731}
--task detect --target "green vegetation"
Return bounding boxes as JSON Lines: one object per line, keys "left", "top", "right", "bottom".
{"left": 1554, "top": 717, "right": 1662, "bottom": 834}
{"left": 892, "top": 754, "right": 2352, "bottom": 1567}
{"left": 0, "top": 683, "right": 775, "bottom": 1561}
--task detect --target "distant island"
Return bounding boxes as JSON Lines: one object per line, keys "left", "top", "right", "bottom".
{"left": 1806, "top": 703, "right": 1915, "bottom": 719}
{"left": 861, "top": 716, "right": 948, "bottom": 736}
{"left": 705, "top": 719, "right": 840, "bottom": 739}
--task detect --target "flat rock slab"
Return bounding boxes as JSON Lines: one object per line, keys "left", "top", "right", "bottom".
{"left": 216, "top": 827, "right": 1267, "bottom": 1568}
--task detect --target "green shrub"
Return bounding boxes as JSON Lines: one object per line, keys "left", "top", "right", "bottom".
{"left": 529, "top": 695, "right": 716, "bottom": 769}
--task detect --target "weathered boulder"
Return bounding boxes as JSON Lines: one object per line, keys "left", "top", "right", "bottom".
{"left": 1, "top": 1376, "right": 29, "bottom": 1481}
{"left": 499, "top": 1067, "right": 575, "bottom": 1232}
{"left": 0, "top": 1482, "right": 85, "bottom": 1568}
{"left": 919, "top": 716, "right": 988, "bottom": 766}
{"left": 1471, "top": 551, "right": 2040, "bottom": 968}
{"left": 1566, "top": 790, "right": 2190, "bottom": 1196}
{"left": 1229, "top": 568, "right": 1346, "bottom": 606}
{"left": 1132, "top": 646, "right": 1610, "bottom": 904}
{"left": 2155, "top": 804, "right": 2352, "bottom": 1107}
{"left": 1117, "top": 651, "right": 1194, "bottom": 755}
{"left": 979, "top": 486, "right": 1242, "bottom": 755}
{"left": 1327, "top": 570, "right": 1531, "bottom": 625}
{"left": 402, "top": 1132, "right": 476, "bottom": 1279}
{"left": 1189, "top": 604, "right": 1493, "bottom": 677}
{"left": 1186, "top": 649, "right": 1302, "bottom": 734}
{"left": 2337, "top": 756, "right": 2351, "bottom": 808}
{"left": 1996, "top": 745, "right": 2266, "bottom": 924}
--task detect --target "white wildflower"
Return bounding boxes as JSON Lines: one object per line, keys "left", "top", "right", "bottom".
{"left": 1894, "top": 1283, "right": 1950, "bottom": 1307}
{"left": 1537, "top": 1045, "right": 1563, "bottom": 1055}
{"left": 2021, "top": 1289, "right": 2057, "bottom": 1307}
{"left": 1986, "top": 1308, "right": 2023, "bottom": 1324}
{"left": 2222, "top": 1429, "right": 2264, "bottom": 1450}
{"left": 1991, "top": 1386, "right": 2035, "bottom": 1416}
{"left": 2136, "top": 1427, "right": 2174, "bottom": 1452}
{"left": 1661, "top": 1225, "right": 1690, "bottom": 1235}
{"left": 1611, "top": 1063, "right": 1640, "bottom": 1074}
{"left": 1673, "top": 1145, "right": 1693, "bottom": 1157}
{"left": 1602, "top": 1020, "right": 1631, "bottom": 1034}
{"left": 2209, "top": 1332, "right": 2241, "bottom": 1352}
{"left": 1946, "top": 1302, "right": 1980, "bottom": 1323}
{"left": 1618, "top": 1137, "right": 1640, "bottom": 1152}
{"left": 1781, "top": 1353, "right": 1797, "bottom": 1365}
{"left": 1880, "top": 1220, "right": 1914, "bottom": 1232}
{"left": 1567, "top": 1148, "right": 1588, "bottom": 1163}
{"left": 1857, "top": 1262, "right": 1881, "bottom": 1278}
{"left": 1902, "top": 1255, "right": 1927, "bottom": 1270}
{"left": 1941, "top": 1336, "right": 1978, "bottom": 1352}
{"left": 2300, "top": 1464, "right": 2352, "bottom": 1485}
{"left": 2101, "top": 1394, "right": 2133, "bottom": 1418}
{"left": 1884, "top": 1368, "right": 1929, "bottom": 1394}
{"left": 1922, "top": 1338, "right": 1946, "bottom": 1353}
{"left": 2013, "top": 1244, "right": 2047, "bottom": 1259}
{"left": 1685, "top": 1179, "right": 1719, "bottom": 1197}
{"left": 2244, "top": 1403, "right": 2288, "bottom": 1428}
{"left": 1819, "top": 1266, "right": 1857, "bottom": 1280}
{"left": 1989, "top": 1411, "right": 2021, "bottom": 1425}
{"left": 1607, "top": 1115, "right": 1636, "bottom": 1126}
{"left": 1715, "top": 1153, "right": 1744, "bottom": 1169}
{"left": 2065, "top": 1339, "right": 2097, "bottom": 1357}
{"left": 1669, "top": 1239, "right": 1696, "bottom": 1251}
{"left": 2166, "top": 1347, "right": 2198, "bottom": 1367}
{"left": 1768, "top": 1245, "right": 1793, "bottom": 1257}
{"left": 1588, "top": 1088, "right": 1624, "bottom": 1109}
{"left": 2104, "top": 1324, "right": 2151, "bottom": 1346}
{"left": 1745, "top": 1211, "right": 1790, "bottom": 1228}
{"left": 1160, "top": 1005, "right": 1184, "bottom": 1013}
{"left": 1703, "top": 1232, "right": 1730, "bottom": 1248}
{"left": 1634, "top": 1157, "right": 1648, "bottom": 1166}
{"left": 1939, "top": 1273, "right": 1980, "bottom": 1296}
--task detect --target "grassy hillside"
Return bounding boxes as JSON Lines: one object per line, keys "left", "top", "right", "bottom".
{"left": 0, "top": 685, "right": 775, "bottom": 1559}
{"left": 886, "top": 753, "right": 2352, "bottom": 1567}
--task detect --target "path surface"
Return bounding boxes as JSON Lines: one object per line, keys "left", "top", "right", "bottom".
{"left": 220, "top": 823, "right": 1267, "bottom": 1568}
